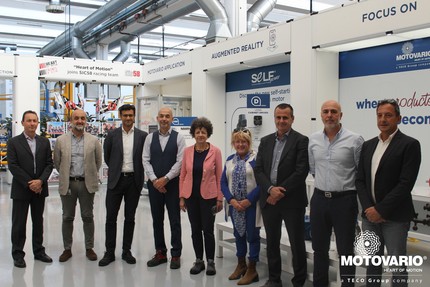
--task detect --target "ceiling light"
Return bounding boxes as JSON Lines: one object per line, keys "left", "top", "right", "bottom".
{"left": 46, "top": 0, "right": 64, "bottom": 13}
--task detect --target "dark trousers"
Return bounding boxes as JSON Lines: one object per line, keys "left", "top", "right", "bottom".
{"left": 105, "top": 175, "right": 140, "bottom": 253}
{"left": 310, "top": 190, "right": 358, "bottom": 287}
{"left": 185, "top": 194, "right": 217, "bottom": 261}
{"left": 261, "top": 202, "right": 307, "bottom": 286}
{"left": 11, "top": 196, "right": 46, "bottom": 259}
{"left": 148, "top": 179, "right": 182, "bottom": 257}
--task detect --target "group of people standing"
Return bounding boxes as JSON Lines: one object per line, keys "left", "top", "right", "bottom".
{"left": 8, "top": 99, "right": 421, "bottom": 287}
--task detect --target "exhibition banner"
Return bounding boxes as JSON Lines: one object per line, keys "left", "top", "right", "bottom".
{"left": 339, "top": 37, "right": 430, "bottom": 195}
{"left": 38, "top": 56, "right": 142, "bottom": 85}
{"left": 225, "top": 62, "right": 291, "bottom": 155}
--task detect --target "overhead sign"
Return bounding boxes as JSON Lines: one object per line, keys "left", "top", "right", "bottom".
{"left": 204, "top": 23, "right": 290, "bottom": 69}
{"left": 38, "top": 56, "right": 142, "bottom": 85}
{"left": 143, "top": 52, "right": 192, "bottom": 82}
{"left": 314, "top": 0, "right": 429, "bottom": 47}
{"left": 0, "top": 54, "right": 15, "bottom": 78}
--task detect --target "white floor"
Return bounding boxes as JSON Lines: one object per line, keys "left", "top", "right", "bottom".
{"left": 0, "top": 173, "right": 308, "bottom": 287}
{"left": 0, "top": 172, "right": 428, "bottom": 287}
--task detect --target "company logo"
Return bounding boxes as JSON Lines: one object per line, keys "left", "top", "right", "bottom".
{"left": 354, "top": 230, "right": 381, "bottom": 256}
{"left": 396, "top": 41, "right": 430, "bottom": 61}
{"left": 247, "top": 94, "right": 270, "bottom": 108}
{"left": 268, "top": 29, "right": 278, "bottom": 52}
{"left": 402, "top": 42, "right": 414, "bottom": 54}
{"left": 251, "top": 70, "right": 280, "bottom": 85}
{"left": 172, "top": 117, "right": 180, "bottom": 125}
{"left": 341, "top": 231, "right": 426, "bottom": 268}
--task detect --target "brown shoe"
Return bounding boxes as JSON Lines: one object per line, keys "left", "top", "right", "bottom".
{"left": 59, "top": 250, "right": 72, "bottom": 262}
{"left": 86, "top": 249, "right": 98, "bottom": 261}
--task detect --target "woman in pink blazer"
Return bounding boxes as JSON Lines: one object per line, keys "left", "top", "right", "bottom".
{"left": 179, "top": 117, "right": 223, "bottom": 276}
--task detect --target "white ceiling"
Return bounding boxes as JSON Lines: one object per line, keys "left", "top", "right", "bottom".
{"left": 0, "top": 0, "right": 356, "bottom": 62}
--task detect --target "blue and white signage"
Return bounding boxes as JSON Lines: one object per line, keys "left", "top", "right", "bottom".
{"left": 339, "top": 37, "right": 430, "bottom": 194}
{"left": 227, "top": 62, "right": 290, "bottom": 92}
{"left": 247, "top": 94, "right": 270, "bottom": 109}
{"left": 340, "top": 37, "right": 430, "bottom": 78}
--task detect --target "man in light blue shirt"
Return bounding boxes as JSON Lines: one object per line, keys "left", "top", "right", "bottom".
{"left": 308, "top": 100, "right": 364, "bottom": 287}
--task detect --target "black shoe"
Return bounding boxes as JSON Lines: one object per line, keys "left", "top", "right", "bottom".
{"left": 206, "top": 259, "right": 216, "bottom": 276}
{"left": 190, "top": 259, "right": 205, "bottom": 275}
{"left": 98, "top": 252, "right": 115, "bottom": 267}
{"left": 122, "top": 250, "right": 136, "bottom": 264}
{"left": 14, "top": 258, "right": 26, "bottom": 268}
{"left": 147, "top": 250, "right": 167, "bottom": 267}
{"left": 170, "top": 256, "right": 181, "bottom": 269}
{"left": 34, "top": 253, "right": 53, "bottom": 263}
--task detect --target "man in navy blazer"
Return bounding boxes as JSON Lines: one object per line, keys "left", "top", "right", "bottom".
{"left": 8, "top": 111, "right": 53, "bottom": 268}
{"left": 99, "top": 104, "right": 148, "bottom": 266}
{"left": 254, "top": 103, "right": 309, "bottom": 287}
{"left": 356, "top": 99, "right": 421, "bottom": 287}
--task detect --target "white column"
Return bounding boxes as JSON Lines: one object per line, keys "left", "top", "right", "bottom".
{"left": 96, "top": 44, "right": 109, "bottom": 60}
{"left": 290, "top": 17, "right": 339, "bottom": 136}
{"left": 223, "top": 0, "right": 247, "bottom": 37}
{"left": 191, "top": 50, "right": 226, "bottom": 156}
{"left": 13, "top": 55, "right": 40, "bottom": 136}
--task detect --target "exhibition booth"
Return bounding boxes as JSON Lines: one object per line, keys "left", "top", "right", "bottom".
{"left": 1, "top": 0, "right": 429, "bottom": 284}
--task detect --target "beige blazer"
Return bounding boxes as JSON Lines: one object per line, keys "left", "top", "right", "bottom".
{"left": 54, "top": 132, "right": 102, "bottom": 195}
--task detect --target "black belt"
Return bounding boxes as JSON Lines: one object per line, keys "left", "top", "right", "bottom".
{"left": 315, "top": 188, "right": 356, "bottom": 198}
{"left": 69, "top": 176, "right": 85, "bottom": 181}
{"left": 121, "top": 172, "right": 134, "bottom": 177}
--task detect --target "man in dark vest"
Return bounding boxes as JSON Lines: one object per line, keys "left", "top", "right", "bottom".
{"left": 143, "top": 107, "right": 185, "bottom": 269}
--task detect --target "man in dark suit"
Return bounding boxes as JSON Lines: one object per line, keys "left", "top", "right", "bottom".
{"left": 254, "top": 103, "right": 309, "bottom": 287}
{"left": 356, "top": 99, "right": 421, "bottom": 287}
{"left": 8, "top": 110, "right": 53, "bottom": 268}
{"left": 99, "top": 104, "right": 148, "bottom": 266}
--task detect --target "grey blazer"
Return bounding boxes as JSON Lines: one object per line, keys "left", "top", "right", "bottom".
{"left": 53, "top": 132, "right": 102, "bottom": 195}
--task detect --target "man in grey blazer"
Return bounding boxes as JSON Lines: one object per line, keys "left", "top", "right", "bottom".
{"left": 8, "top": 110, "right": 53, "bottom": 268}
{"left": 54, "top": 109, "right": 102, "bottom": 262}
{"left": 99, "top": 104, "right": 147, "bottom": 266}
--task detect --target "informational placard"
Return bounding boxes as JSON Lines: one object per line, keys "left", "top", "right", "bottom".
{"left": 339, "top": 37, "right": 430, "bottom": 196}
{"left": 225, "top": 62, "right": 291, "bottom": 155}
{"left": 172, "top": 116, "right": 197, "bottom": 147}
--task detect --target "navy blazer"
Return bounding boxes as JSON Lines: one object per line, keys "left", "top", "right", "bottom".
{"left": 254, "top": 129, "right": 309, "bottom": 209}
{"left": 7, "top": 133, "right": 53, "bottom": 199}
{"left": 356, "top": 130, "right": 421, "bottom": 222}
{"left": 104, "top": 127, "right": 148, "bottom": 191}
